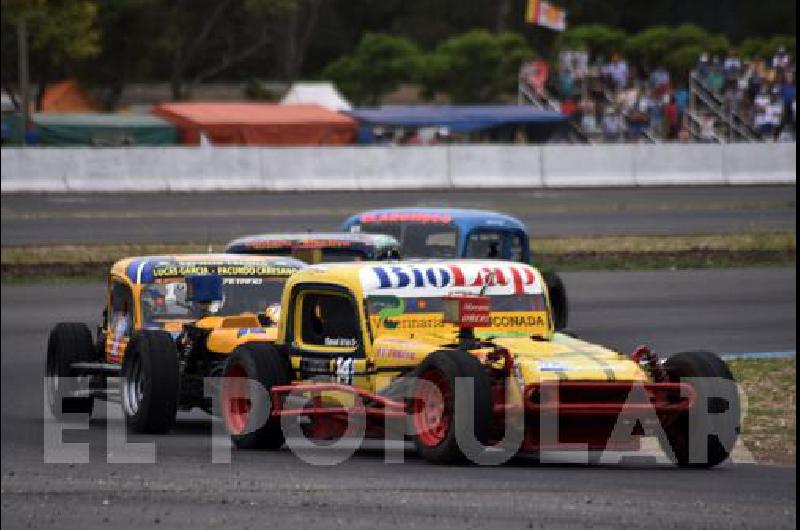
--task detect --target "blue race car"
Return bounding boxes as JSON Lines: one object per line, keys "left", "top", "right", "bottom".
{"left": 341, "top": 207, "right": 569, "bottom": 330}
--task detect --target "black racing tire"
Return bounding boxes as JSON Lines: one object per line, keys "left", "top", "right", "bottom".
{"left": 220, "top": 343, "right": 292, "bottom": 450}
{"left": 542, "top": 271, "right": 569, "bottom": 331}
{"left": 121, "top": 330, "right": 180, "bottom": 434}
{"left": 411, "top": 349, "right": 492, "bottom": 464}
{"left": 46, "top": 323, "right": 96, "bottom": 418}
{"left": 658, "top": 351, "right": 740, "bottom": 468}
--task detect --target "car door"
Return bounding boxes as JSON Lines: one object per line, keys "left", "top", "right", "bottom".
{"left": 285, "top": 284, "right": 372, "bottom": 391}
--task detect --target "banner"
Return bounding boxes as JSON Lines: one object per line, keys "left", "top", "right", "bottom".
{"left": 526, "top": 0, "right": 567, "bottom": 32}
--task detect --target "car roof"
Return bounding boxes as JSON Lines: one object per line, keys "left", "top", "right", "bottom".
{"left": 226, "top": 232, "right": 400, "bottom": 250}
{"left": 342, "top": 207, "right": 527, "bottom": 232}
{"left": 111, "top": 254, "right": 306, "bottom": 284}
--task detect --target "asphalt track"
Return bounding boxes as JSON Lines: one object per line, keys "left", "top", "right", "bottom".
{"left": 1, "top": 268, "right": 795, "bottom": 529}
{"left": 2, "top": 185, "right": 796, "bottom": 245}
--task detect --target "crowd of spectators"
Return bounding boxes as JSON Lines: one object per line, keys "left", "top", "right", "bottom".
{"left": 538, "top": 46, "right": 796, "bottom": 143}
{"left": 695, "top": 47, "right": 796, "bottom": 141}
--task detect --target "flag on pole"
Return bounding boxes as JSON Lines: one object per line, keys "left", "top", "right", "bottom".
{"left": 526, "top": 0, "right": 567, "bottom": 32}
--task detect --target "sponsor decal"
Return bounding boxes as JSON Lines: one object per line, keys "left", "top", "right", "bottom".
{"left": 375, "top": 341, "right": 417, "bottom": 360}
{"left": 236, "top": 327, "right": 268, "bottom": 338}
{"left": 150, "top": 263, "right": 298, "bottom": 279}
{"left": 324, "top": 337, "right": 358, "bottom": 347}
{"left": 362, "top": 263, "right": 540, "bottom": 296}
{"left": 359, "top": 213, "right": 453, "bottom": 224}
{"left": 244, "top": 239, "right": 355, "bottom": 250}
{"left": 537, "top": 360, "right": 570, "bottom": 372}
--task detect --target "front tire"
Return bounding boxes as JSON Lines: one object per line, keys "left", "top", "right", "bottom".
{"left": 220, "top": 343, "right": 291, "bottom": 450}
{"left": 121, "top": 330, "right": 180, "bottom": 434}
{"left": 46, "top": 323, "right": 96, "bottom": 418}
{"left": 411, "top": 350, "right": 492, "bottom": 464}
{"left": 542, "top": 271, "right": 568, "bottom": 331}
{"left": 658, "top": 351, "right": 740, "bottom": 468}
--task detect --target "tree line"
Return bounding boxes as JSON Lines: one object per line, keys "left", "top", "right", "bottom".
{"left": 1, "top": 0, "right": 796, "bottom": 109}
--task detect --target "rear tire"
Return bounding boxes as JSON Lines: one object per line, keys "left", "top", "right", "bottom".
{"left": 411, "top": 350, "right": 492, "bottom": 464}
{"left": 658, "top": 351, "right": 740, "bottom": 468}
{"left": 46, "top": 323, "right": 96, "bottom": 418}
{"left": 121, "top": 330, "right": 180, "bottom": 434}
{"left": 220, "top": 343, "right": 291, "bottom": 450}
{"left": 542, "top": 271, "right": 568, "bottom": 331}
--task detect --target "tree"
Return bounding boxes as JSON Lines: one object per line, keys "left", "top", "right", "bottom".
{"left": 421, "top": 30, "right": 532, "bottom": 103}
{"left": 323, "top": 33, "right": 422, "bottom": 105}
{"left": 554, "top": 24, "right": 627, "bottom": 61}
{"left": 740, "top": 35, "right": 796, "bottom": 60}
{"left": 624, "top": 24, "right": 729, "bottom": 73}
{"left": 158, "top": 0, "right": 297, "bottom": 100}
{"left": 1, "top": 0, "right": 101, "bottom": 110}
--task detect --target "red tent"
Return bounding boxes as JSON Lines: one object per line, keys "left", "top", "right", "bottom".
{"left": 152, "top": 102, "right": 357, "bottom": 146}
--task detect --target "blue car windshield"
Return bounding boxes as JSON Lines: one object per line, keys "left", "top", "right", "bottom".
{"left": 357, "top": 221, "right": 459, "bottom": 258}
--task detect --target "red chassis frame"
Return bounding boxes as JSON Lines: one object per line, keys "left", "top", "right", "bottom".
{"left": 268, "top": 348, "right": 696, "bottom": 453}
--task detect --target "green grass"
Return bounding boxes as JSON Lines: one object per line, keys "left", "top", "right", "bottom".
{"left": 728, "top": 357, "right": 796, "bottom": 464}
{"left": 1, "top": 232, "right": 795, "bottom": 281}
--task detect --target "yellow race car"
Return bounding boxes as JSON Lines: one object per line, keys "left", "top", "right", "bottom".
{"left": 219, "top": 260, "right": 741, "bottom": 467}
{"left": 45, "top": 254, "right": 305, "bottom": 433}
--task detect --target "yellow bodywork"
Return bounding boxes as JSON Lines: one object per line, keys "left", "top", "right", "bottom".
{"left": 279, "top": 261, "right": 648, "bottom": 395}
{"left": 104, "top": 254, "right": 301, "bottom": 363}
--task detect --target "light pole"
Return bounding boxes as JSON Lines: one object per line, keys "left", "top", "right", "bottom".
{"left": 17, "top": 17, "right": 30, "bottom": 145}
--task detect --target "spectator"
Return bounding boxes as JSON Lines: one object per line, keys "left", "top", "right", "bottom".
{"left": 601, "top": 107, "right": 624, "bottom": 142}
{"left": 650, "top": 67, "right": 670, "bottom": 98}
{"left": 766, "top": 88, "right": 784, "bottom": 140}
{"left": 723, "top": 50, "right": 743, "bottom": 91}
{"left": 664, "top": 95, "right": 680, "bottom": 140}
{"left": 608, "top": 52, "right": 629, "bottom": 91}
{"left": 699, "top": 113, "right": 717, "bottom": 142}
{"left": 706, "top": 57, "right": 725, "bottom": 92}
{"left": 627, "top": 97, "right": 650, "bottom": 140}
{"left": 753, "top": 86, "right": 772, "bottom": 138}
{"left": 579, "top": 96, "right": 599, "bottom": 135}
{"left": 679, "top": 124, "right": 692, "bottom": 143}
{"left": 697, "top": 52, "right": 711, "bottom": 79}
{"left": 674, "top": 86, "right": 689, "bottom": 115}
{"left": 560, "top": 96, "right": 578, "bottom": 120}
{"left": 773, "top": 46, "right": 791, "bottom": 73}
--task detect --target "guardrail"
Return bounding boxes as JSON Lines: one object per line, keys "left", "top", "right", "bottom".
{"left": 1, "top": 142, "right": 795, "bottom": 193}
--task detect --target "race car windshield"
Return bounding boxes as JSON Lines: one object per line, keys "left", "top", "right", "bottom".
{"left": 366, "top": 293, "right": 549, "bottom": 335}
{"left": 141, "top": 277, "right": 287, "bottom": 326}
{"left": 357, "top": 222, "right": 458, "bottom": 258}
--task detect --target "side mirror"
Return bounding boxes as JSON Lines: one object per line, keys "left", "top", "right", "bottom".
{"left": 185, "top": 274, "right": 224, "bottom": 304}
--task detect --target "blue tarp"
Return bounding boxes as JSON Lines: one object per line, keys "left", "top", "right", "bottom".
{"left": 348, "top": 105, "right": 566, "bottom": 132}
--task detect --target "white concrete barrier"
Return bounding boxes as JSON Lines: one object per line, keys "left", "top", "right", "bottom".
{"left": 634, "top": 143, "right": 726, "bottom": 185}
{"left": 449, "top": 145, "right": 543, "bottom": 188}
{"left": 541, "top": 144, "right": 636, "bottom": 187}
{"left": 723, "top": 142, "right": 797, "bottom": 185}
{"left": 1, "top": 143, "right": 795, "bottom": 193}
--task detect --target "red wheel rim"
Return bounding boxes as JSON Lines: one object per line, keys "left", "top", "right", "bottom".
{"left": 222, "top": 364, "right": 250, "bottom": 435}
{"left": 413, "top": 369, "right": 452, "bottom": 448}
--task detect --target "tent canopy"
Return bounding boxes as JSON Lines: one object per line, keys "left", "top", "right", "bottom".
{"left": 32, "top": 113, "right": 177, "bottom": 146}
{"left": 281, "top": 82, "right": 352, "bottom": 112}
{"left": 348, "top": 105, "right": 567, "bottom": 133}
{"left": 153, "top": 102, "right": 356, "bottom": 145}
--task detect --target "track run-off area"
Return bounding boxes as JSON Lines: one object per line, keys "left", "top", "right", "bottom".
{"left": 1, "top": 185, "right": 796, "bottom": 245}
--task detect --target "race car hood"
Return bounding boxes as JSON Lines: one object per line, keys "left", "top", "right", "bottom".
{"left": 489, "top": 333, "right": 647, "bottom": 383}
